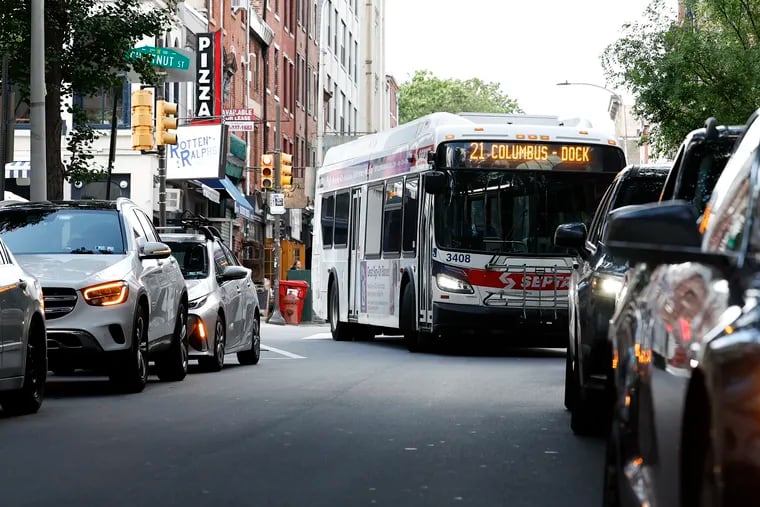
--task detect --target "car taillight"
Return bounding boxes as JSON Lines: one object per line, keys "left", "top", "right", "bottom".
{"left": 82, "top": 281, "right": 129, "bottom": 306}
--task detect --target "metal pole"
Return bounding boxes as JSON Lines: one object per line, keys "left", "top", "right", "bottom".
{"left": 268, "top": 100, "right": 286, "bottom": 325}
{"left": 105, "top": 85, "right": 119, "bottom": 200}
{"left": 0, "top": 54, "right": 9, "bottom": 198}
{"left": 158, "top": 144, "right": 166, "bottom": 227}
{"left": 156, "top": 85, "right": 166, "bottom": 227}
{"left": 30, "top": 0, "right": 47, "bottom": 201}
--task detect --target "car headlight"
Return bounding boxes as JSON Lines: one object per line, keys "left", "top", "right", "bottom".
{"left": 436, "top": 272, "right": 474, "bottom": 294}
{"left": 82, "top": 280, "right": 129, "bottom": 306}
{"left": 189, "top": 295, "right": 209, "bottom": 310}
{"left": 592, "top": 275, "right": 623, "bottom": 297}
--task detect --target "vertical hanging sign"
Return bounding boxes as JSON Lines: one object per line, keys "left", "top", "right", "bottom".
{"left": 195, "top": 31, "right": 223, "bottom": 124}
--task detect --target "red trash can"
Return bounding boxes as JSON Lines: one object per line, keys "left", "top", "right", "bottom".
{"left": 279, "top": 280, "right": 310, "bottom": 325}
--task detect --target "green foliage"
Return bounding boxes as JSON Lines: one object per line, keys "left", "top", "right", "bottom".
{"left": 398, "top": 70, "right": 522, "bottom": 124}
{"left": 602, "top": 0, "right": 760, "bottom": 156}
{"left": 0, "top": 0, "right": 176, "bottom": 198}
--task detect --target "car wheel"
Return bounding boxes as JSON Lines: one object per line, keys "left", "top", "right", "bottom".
{"left": 564, "top": 349, "right": 575, "bottom": 411}
{"left": 156, "top": 302, "right": 189, "bottom": 382}
{"left": 200, "top": 316, "right": 226, "bottom": 372}
{"left": 237, "top": 315, "right": 261, "bottom": 365}
{"left": 329, "top": 283, "right": 350, "bottom": 341}
{"left": 109, "top": 306, "right": 148, "bottom": 393}
{"left": 0, "top": 319, "right": 47, "bottom": 415}
{"left": 570, "top": 355, "right": 605, "bottom": 436}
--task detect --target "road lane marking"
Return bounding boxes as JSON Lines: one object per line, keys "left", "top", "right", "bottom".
{"left": 262, "top": 344, "right": 307, "bottom": 359}
{"left": 302, "top": 332, "right": 333, "bottom": 340}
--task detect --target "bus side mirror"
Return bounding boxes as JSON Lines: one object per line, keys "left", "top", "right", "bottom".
{"left": 423, "top": 171, "right": 447, "bottom": 194}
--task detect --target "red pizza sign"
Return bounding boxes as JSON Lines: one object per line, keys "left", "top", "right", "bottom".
{"left": 466, "top": 269, "right": 570, "bottom": 291}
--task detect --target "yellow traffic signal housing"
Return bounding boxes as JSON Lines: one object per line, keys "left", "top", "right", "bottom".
{"left": 130, "top": 89, "right": 154, "bottom": 151}
{"left": 260, "top": 153, "right": 274, "bottom": 190}
{"left": 280, "top": 152, "right": 293, "bottom": 188}
{"left": 156, "top": 100, "right": 178, "bottom": 146}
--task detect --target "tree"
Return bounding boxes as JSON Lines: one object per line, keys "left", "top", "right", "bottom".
{"left": 0, "top": 0, "right": 175, "bottom": 199}
{"left": 398, "top": 70, "right": 522, "bottom": 124}
{"left": 602, "top": 0, "right": 760, "bottom": 156}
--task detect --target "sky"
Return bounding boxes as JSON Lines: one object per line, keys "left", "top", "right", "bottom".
{"left": 384, "top": 0, "right": 679, "bottom": 134}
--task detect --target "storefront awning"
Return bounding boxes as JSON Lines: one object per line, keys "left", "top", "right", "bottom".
{"left": 199, "top": 176, "right": 254, "bottom": 220}
{"left": 5, "top": 161, "right": 30, "bottom": 179}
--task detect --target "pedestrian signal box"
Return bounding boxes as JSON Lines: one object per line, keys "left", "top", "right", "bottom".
{"left": 131, "top": 89, "right": 154, "bottom": 151}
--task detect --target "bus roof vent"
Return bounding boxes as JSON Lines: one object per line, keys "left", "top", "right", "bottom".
{"left": 457, "top": 112, "right": 561, "bottom": 126}
{"left": 557, "top": 117, "right": 594, "bottom": 128}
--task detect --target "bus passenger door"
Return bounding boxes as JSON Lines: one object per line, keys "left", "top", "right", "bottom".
{"left": 418, "top": 193, "right": 434, "bottom": 327}
{"left": 348, "top": 188, "right": 362, "bottom": 320}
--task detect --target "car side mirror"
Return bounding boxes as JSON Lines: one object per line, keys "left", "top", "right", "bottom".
{"left": 554, "top": 222, "right": 587, "bottom": 250}
{"left": 423, "top": 171, "right": 447, "bottom": 194}
{"left": 218, "top": 265, "right": 249, "bottom": 282}
{"left": 140, "top": 241, "right": 172, "bottom": 260}
{"left": 604, "top": 201, "right": 726, "bottom": 266}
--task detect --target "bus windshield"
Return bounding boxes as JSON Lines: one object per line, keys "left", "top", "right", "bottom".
{"left": 434, "top": 170, "right": 614, "bottom": 255}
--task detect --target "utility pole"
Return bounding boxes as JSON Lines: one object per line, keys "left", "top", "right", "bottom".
{"left": 30, "top": 0, "right": 46, "bottom": 201}
{"left": 268, "top": 100, "right": 286, "bottom": 326}
{"left": 105, "top": 84, "right": 120, "bottom": 200}
{"left": 0, "top": 54, "right": 10, "bottom": 198}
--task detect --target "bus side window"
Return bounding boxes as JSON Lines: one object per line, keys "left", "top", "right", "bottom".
{"left": 365, "top": 185, "right": 384, "bottom": 256}
{"left": 402, "top": 176, "right": 419, "bottom": 253}
{"left": 321, "top": 194, "right": 335, "bottom": 248}
{"left": 334, "top": 192, "right": 350, "bottom": 247}
{"left": 383, "top": 179, "right": 404, "bottom": 255}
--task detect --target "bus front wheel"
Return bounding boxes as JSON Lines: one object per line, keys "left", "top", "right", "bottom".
{"left": 329, "top": 283, "right": 351, "bottom": 341}
{"left": 402, "top": 283, "right": 429, "bottom": 352}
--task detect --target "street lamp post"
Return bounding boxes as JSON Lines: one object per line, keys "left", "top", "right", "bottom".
{"left": 556, "top": 81, "right": 629, "bottom": 162}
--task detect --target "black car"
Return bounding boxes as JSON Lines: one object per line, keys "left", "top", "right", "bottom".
{"left": 602, "top": 116, "right": 750, "bottom": 506}
{"left": 554, "top": 164, "right": 670, "bottom": 435}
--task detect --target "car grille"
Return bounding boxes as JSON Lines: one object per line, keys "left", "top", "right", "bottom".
{"left": 44, "top": 287, "right": 78, "bottom": 319}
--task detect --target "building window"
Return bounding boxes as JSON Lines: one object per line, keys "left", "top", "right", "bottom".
{"left": 73, "top": 82, "right": 131, "bottom": 129}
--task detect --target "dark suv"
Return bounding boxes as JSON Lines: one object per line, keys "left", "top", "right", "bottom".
{"left": 554, "top": 164, "right": 670, "bottom": 434}
{"left": 602, "top": 116, "right": 751, "bottom": 505}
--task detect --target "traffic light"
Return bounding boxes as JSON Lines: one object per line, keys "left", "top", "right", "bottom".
{"left": 130, "top": 89, "right": 154, "bottom": 151}
{"left": 260, "top": 153, "right": 274, "bottom": 190}
{"left": 280, "top": 152, "right": 293, "bottom": 188}
{"left": 156, "top": 100, "right": 178, "bottom": 146}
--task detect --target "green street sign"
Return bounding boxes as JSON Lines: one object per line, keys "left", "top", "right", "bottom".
{"left": 127, "top": 46, "right": 191, "bottom": 71}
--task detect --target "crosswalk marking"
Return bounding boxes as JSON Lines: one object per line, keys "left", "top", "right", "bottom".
{"left": 262, "top": 344, "right": 307, "bottom": 359}
{"left": 302, "top": 332, "right": 333, "bottom": 340}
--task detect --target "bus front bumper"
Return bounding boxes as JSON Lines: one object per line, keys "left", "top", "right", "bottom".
{"left": 432, "top": 302, "right": 568, "bottom": 347}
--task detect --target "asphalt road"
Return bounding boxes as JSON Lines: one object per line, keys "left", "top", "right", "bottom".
{"left": 0, "top": 323, "right": 605, "bottom": 507}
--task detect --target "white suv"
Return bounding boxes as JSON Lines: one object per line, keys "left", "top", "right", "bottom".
{"left": 0, "top": 198, "right": 189, "bottom": 393}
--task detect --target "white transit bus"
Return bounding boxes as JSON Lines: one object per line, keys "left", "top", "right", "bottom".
{"left": 312, "top": 112, "right": 626, "bottom": 350}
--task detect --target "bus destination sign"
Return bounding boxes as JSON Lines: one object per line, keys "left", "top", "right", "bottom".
{"left": 469, "top": 142, "right": 589, "bottom": 163}
{"left": 441, "top": 140, "right": 621, "bottom": 171}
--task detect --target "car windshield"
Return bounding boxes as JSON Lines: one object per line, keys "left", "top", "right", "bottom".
{"left": 0, "top": 208, "right": 125, "bottom": 254}
{"left": 434, "top": 170, "right": 615, "bottom": 255}
{"left": 675, "top": 140, "right": 736, "bottom": 215}
{"left": 166, "top": 241, "right": 209, "bottom": 279}
{"left": 611, "top": 173, "right": 668, "bottom": 210}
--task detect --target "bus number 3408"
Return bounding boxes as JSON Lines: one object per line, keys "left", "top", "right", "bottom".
{"left": 445, "top": 253, "right": 471, "bottom": 263}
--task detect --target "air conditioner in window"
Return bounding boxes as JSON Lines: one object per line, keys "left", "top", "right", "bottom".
{"left": 231, "top": 0, "right": 248, "bottom": 12}
{"left": 165, "top": 188, "right": 182, "bottom": 212}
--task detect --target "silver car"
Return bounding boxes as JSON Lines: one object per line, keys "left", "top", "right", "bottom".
{"left": 163, "top": 226, "right": 261, "bottom": 371}
{"left": 0, "top": 199, "right": 189, "bottom": 393}
{"left": 0, "top": 236, "right": 47, "bottom": 415}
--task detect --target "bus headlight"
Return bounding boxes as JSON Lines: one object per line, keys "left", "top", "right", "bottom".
{"left": 436, "top": 273, "right": 474, "bottom": 294}
{"left": 592, "top": 275, "right": 623, "bottom": 297}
